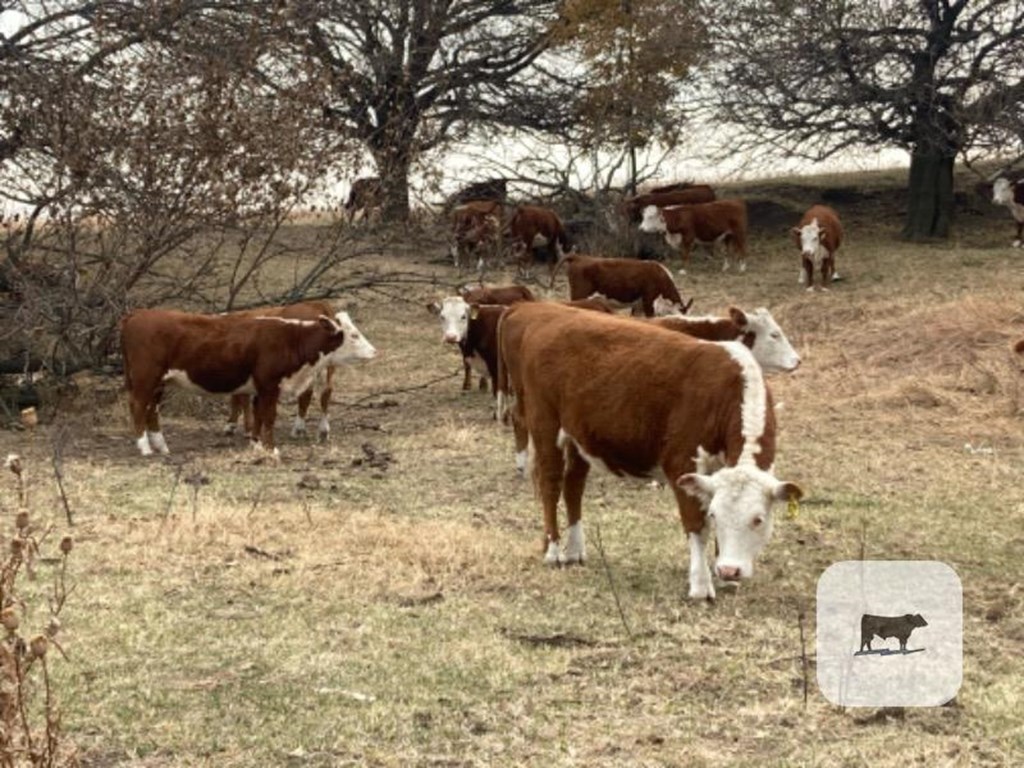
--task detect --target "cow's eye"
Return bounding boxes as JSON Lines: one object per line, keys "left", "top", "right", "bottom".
{"left": 752, "top": 515, "right": 765, "bottom": 528}
{"left": 770, "top": 332, "right": 781, "bottom": 340}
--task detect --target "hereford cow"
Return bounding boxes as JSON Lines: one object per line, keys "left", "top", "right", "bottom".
{"left": 552, "top": 254, "right": 691, "bottom": 316}
{"left": 450, "top": 200, "right": 504, "bottom": 272}
{"left": 459, "top": 283, "right": 535, "bottom": 305}
{"left": 121, "top": 310, "right": 361, "bottom": 457}
{"left": 344, "top": 177, "right": 382, "bottom": 224}
{"left": 621, "top": 185, "right": 716, "bottom": 222}
{"left": 992, "top": 177, "right": 1024, "bottom": 247}
{"left": 860, "top": 614, "right": 928, "bottom": 652}
{"left": 640, "top": 199, "right": 748, "bottom": 273}
{"left": 223, "top": 301, "right": 377, "bottom": 441}
{"left": 792, "top": 205, "right": 843, "bottom": 290}
{"left": 506, "top": 205, "right": 572, "bottom": 276}
{"left": 497, "top": 303, "right": 802, "bottom": 597}
{"left": 649, "top": 303, "right": 801, "bottom": 374}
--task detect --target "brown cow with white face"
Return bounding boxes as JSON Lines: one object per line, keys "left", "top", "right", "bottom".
{"left": 993, "top": 177, "right": 1024, "bottom": 247}
{"left": 792, "top": 205, "right": 843, "bottom": 290}
{"left": 121, "top": 310, "right": 358, "bottom": 458}
{"left": 553, "top": 254, "right": 691, "bottom": 316}
{"left": 640, "top": 199, "right": 748, "bottom": 273}
{"left": 497, "top": 302, "right": 801, "bottom": 598}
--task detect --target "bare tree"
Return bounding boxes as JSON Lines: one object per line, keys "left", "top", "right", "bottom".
{"left": 276, "top": 0, "right": 583, "bottom": 221}
{"left": 700, "top": 0, "right": 1024, "bottom": 240}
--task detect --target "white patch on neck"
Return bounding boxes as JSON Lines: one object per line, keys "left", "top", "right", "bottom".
{"left": 718, "top": 341, "right": 767, "bottom": 464}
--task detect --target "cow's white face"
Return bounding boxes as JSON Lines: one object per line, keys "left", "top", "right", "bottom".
{"left": 679, "top": 464, "right": 802, "bottom": 582}
{"left": 438, "top": 296, "right": 470, "bottom": 344}
{"left": 795, "top": 217, "right": 825, "bottom": 259}
{"left": 329, "top": 311, "right": 377, "bottom": 363}
{"left": 730, "top": 307, "right": 801, "bottom": 373}
{"left": 993, "top": 177, "right": 1014, "bottom": 206}
{"left": 653, "top": 296, "right": 685, "bottom": 316}
{"left": 639, "top": 205, "right": 667, "bottom": 234}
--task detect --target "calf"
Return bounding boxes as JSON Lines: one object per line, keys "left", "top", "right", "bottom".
{"left": 121, "top": 310, "right": 354, "bottom": 457}
{"left": 992, "top": 177, "right": 1024, "bottom": 247}
{"left": 223, "top": 301, "right": 377, "bottom": 440}
{"left": 640, "top": 199, "right": 748, "bottom": 273}
{"left": 860, "top": 614, "right": 928, "bottom": 652}
{"left": 649, "top": 304, "right": 801, "bottom": 374}
{"left": 344, "top": 176, "right": 383, "bottom": 224}
{"left": 792, "top": 205, "right": 843, "bottom": 290}
{"left": 621, "top": 185, "right": 716, "bottom": 222}
{"left": 450, "top": 200, "right": 504, "bottom": 272}
{"left": 497, "top": 302, "right": 801, "bottom": 597}
{"left": 430, "top": 297, "right": 507, "bottom": 393}
{"left": 506, "top": 205, "right": 572, "bottom": 276}
{"left": 553, "top": 254, "right": 691, "bottom": 316}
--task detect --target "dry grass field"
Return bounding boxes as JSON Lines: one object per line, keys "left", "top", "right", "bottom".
{"left": 2, "top": 168, "right": 1023, "bottom": 767}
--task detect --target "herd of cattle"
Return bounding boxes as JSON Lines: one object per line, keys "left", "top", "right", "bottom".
{"left": 115, "top": 171, "right": 1024, "bottom": 599}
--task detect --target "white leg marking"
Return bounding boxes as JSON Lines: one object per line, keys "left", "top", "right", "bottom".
{"left": 515, "top": 450, "right": 527, "bottom": 476}
{"left": 563, "top": 522, "right": 586, "bottom": 564}
{"left": 1014, "top": 240, "right": 1022, "bottom": 248}
{"left": 738, "top": 260, "right": 747, "bottom": 273}
{"left": 317, "top": 415, "right": 330, "bottom": 440}
{"left": 148, "top": 431, "right": 169, "bottom": 455}
{"left": 136, "top": 434, "right": 153, "bottom": 456}
{"left": 223, "top": 422, "right": 238, "bottom": 435}
{"left": 290, "top": 415, "right": 307, "bottom": 437}
{"left": 688, "top": 530, "right": 715, "bottom": 600}
{"left": 544, "top": 540, "right": 562, "bottom": 567}
{"left": 798, "top": 268, "right": 806, "bottom": 285}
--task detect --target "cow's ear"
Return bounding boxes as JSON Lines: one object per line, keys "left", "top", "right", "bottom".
{"left": 677, "top": 473, "right": 715, "bottom": 504}
{"left": 790, "top": 226, "right": 801, "bottom": 236}
{"left": 318, "top": 316, "right": 342, "bottom": 335}
{"left": 728, "top": 306, "right": 748, "bottom": 328}
{"left": 818, "top": 229, "right": 827, "bottom": 242}
{"left": 427, "top": 301, "right": 441, "bottom": 315}
{"left": 771, "top": 481, "right": 803, "bottom": 503}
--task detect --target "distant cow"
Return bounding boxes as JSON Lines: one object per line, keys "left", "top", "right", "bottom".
{"left": 649, "top": 305, "right": 801, "bottom": 374}
{"left": 621, "top": 185, "right": 716, "bottom": 222}
{"left": 121, "top": 310, "right": 358, "bottom": 457}
{"left": 792, "top": 205, "right": 843, "bottom": 290}
{"left": 860, "top": 613, "right": 928, "bottom": 652}
{"left": 992, "top": 177, "right": 1024, "bottom": 247}
{"left": 1015, "top": 338, "right": 1024, "bottom": 355}
{"left": 344, "top": 177, "right": 383, "bottom": 224}
{"left": 496, "top": 302, "right": 802, "bottom": 595}
{"left": 223, "top": 301, "right": 377, "bottom": 441}
{"left": 450, "top": 200, "right": 504, "bottom": 272}
{"left": 448, "top": 178, "right": 508, "bottom": 207}
{"left": 506, "top": 205, "right": 572, "bottom": 276}
{"left": 459, "top": 283, "right": 535, "bottom": 306}
{"left": 648, "top": 181, "right": 701, "bottom": 195}
{"left": 553, "top": 254, "right": 691, "bottom": 316}
{"left": 640, "top": 199, "right": 749, "bottom": 273}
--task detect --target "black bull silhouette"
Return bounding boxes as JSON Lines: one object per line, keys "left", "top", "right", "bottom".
{"left": 860, "top": 613, "right": 928, "bottom": 652}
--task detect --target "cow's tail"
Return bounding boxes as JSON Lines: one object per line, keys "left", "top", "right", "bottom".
{"left": 495, "top": 310, "right": 512, "bottom": 425}
{"left": 119, "top": 313, "right": 133, "bottom": 392}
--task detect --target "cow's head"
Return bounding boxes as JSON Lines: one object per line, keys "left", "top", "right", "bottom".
{"left": 326, "top": 311, "right": 377, "bottom": 364}
{"left": 638, "top": 205, "right": 667, "bottom": 234}
{"left": 653, "top": 295, "right": 693, "bottom": 316}
{"left": 678, "top": 464, "right": 803, "bottom": 582}
{"left": 791, "top": 217, "right": 825, "bottom": 259}
{"left": 906, "top": 613, "right": 928, "bottom": 628}
{"left": 729, "top": 307, "right": 800, "bottom": 373}
{"left": 993, "top": 177, "right": 1014, "bottom": 206}
{"left": 433, "top": 296, "right": 472, "bottom": 344}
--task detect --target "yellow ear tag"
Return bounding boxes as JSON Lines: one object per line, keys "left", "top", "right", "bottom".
{"left": 470, "top": 306, "right": 479, "bottom": 320}
{"left": 786, "top": 494, "right": 800, "bottom": 520}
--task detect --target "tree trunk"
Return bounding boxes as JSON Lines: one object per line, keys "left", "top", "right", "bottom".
{"left": 372, "top": 145, "right": 412, "bottom": 222}
{"left": 902, "top": 149, "right": 955, "bottom": 240}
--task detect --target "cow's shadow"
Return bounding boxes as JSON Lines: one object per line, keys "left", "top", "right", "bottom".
{"left": 854, "top": 648, "right": 925, "bottom": 657}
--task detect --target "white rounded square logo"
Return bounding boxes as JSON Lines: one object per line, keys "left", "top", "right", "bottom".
{"left": 816, "top": 561, "right": 962, "bottom": 707}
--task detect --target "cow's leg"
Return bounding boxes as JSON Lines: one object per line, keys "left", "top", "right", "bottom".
{"left": 822, "top": 255, "right": 834, "bottom": 291}
{"left": 735, "top": 232, "right": 748, "bottom": 273}
{"left": 225, "top": 394, "right": 247, "bottom": 435}
{"left": 560, "top": 442, "right": 590, "bottom": 565}
{"left": 803, "top": 256, "right": 815, "bottom": 291}
{"left": 145, "top": 389, "right": 169, "bottom": 455}
{"left": 316, "top": 367, "right": 334, "bottom": 441}
{"left": 530, "top": 426, "right": 565, "bottom": 566}
{"left": 252, "top": 388, "right": 281, "bottom": 459}
{"left": 462, "top": 359, "right": 472, "bottom": 391}
{"left": 1015, "top": 220, "right": 1023, "bottom": 248}
{"left": 129, "top": 390, "right": 154, "bottom": 456}
{"left": 673, "top": 489, "right": 715, "bottom": 600}
{"left": 292, "top": 389, "right": 312, "bottom": 437}
{"left": 512, "top": 418, "right": 529, "bottom": 476}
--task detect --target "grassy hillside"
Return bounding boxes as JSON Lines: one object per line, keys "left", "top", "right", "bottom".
{"left": 2, "top": 166, "right": 1022, "bottom": 767}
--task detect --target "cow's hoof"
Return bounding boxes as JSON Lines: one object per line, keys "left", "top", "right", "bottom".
{"left": 1014, "top": 240, "right": 1022, "bottom": 248}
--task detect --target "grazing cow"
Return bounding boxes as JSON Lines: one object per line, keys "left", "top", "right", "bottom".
{"left": 992, "top": 177, "right": 1024, "bottom": 247}
{"left": 506, "top": 205, "right": 572, "bottom": 276}
{"left": 459, "top": 283, "right": 535, "bottom": 306}
{"left": 860, "top": 614, "right": 928, "bottom": 652}
{"left": 223, "top": 301, "right": 377, "bottom": 440}
{"left": 621, "top": 185, "right": 716, "bottom": 222}
{"left": 448, "top": 178, "right": 508, "bottom": 207}
{"left": 792, "top": 205, "right": 843, "bottom": 290}
{"left": 450, "top": 200, "right": 504, "bottom": 272}
{"left": 344, "top": 177, "right": 383, "bottom": 223}
{"left": 497, "top": 303, "right": 801, "bottom": 597}
{"left": 640, "top": 199, "right": 749, "bottom": 273}
{"left": 121, "top": 310, "right": 357, "bottom": 457}
{"left": 649, "top": 304, "right": 801, "bottom": 374}
{"left": 552, "top": 254, "right": 691, "bottom": 316}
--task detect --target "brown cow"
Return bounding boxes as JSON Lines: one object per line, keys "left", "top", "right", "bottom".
{"left": 496, "top": 303, "right": 801, "bottom": 597}
{"left": 506, "top": 205, "right": 572, "bottom": 276}
{"left": 121, "top": 310, "right": 358, "bottom": 457}
{"left": 792, "top": 205, "right": 843, "bottom": 290}
{"left": 621, "top": 185, "right": 716, "bottom": 222}
{"left": 450, "top": 200, "right": 504, "bottom": 273}
{"left": 1014, "top": 338, "right": 1024, "bottom": 355}
{"left": 223, "top": 301, "right": 377, "bottom": 441}
{"left": 552, "top": 254, "right": 691, "bottom": 316}
{"left": 458, "top": 283, "right": 535, "bottom": 306}
{"left": 639, "top": 199, "right": 748, "bottom": 273}
{"left": 344, "top": 177, "right": 382, "bottom": 224}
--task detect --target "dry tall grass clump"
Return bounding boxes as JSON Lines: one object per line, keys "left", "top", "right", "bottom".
{"left": 0, "top": 455, "right": 75, "bottom": 768}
